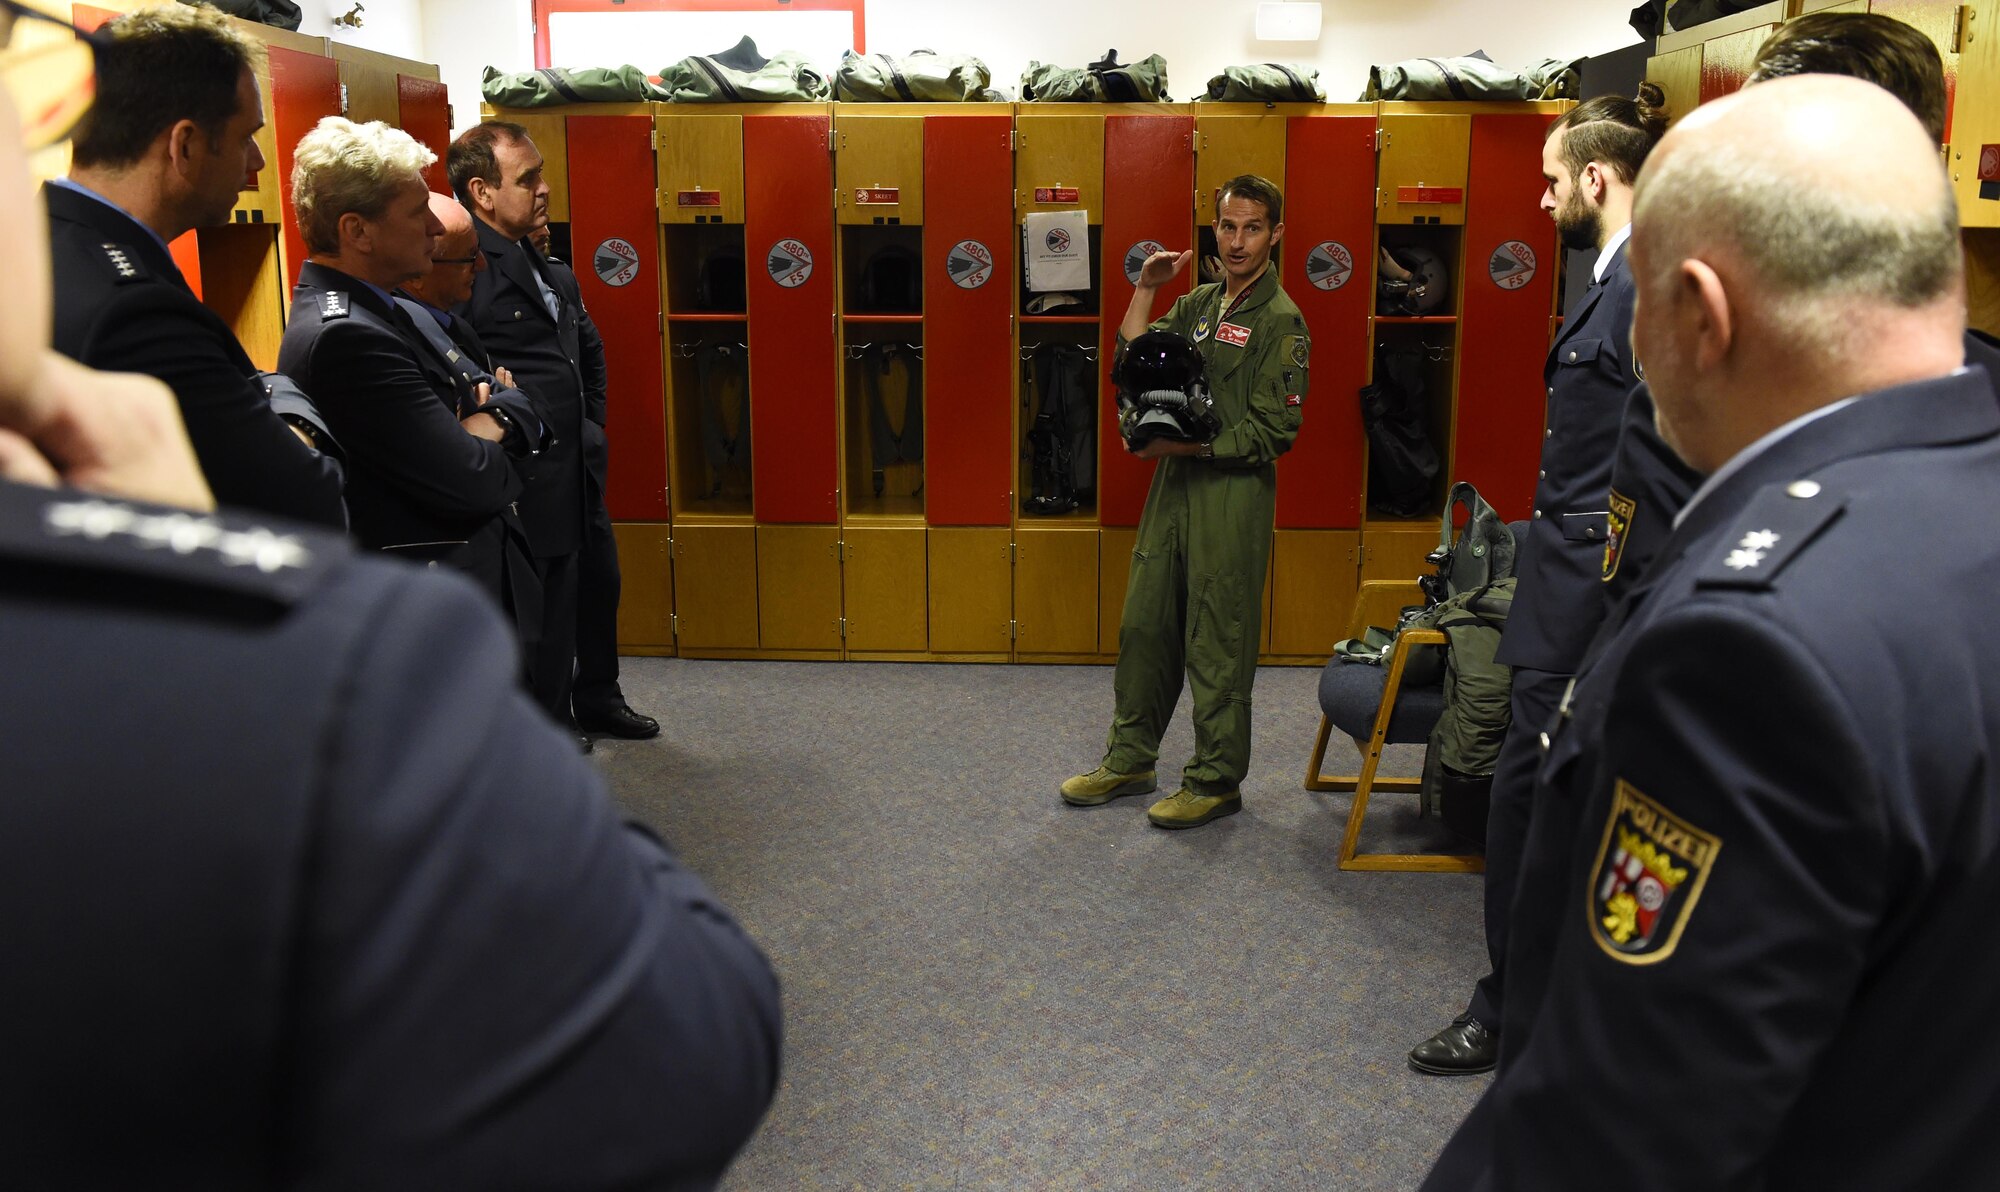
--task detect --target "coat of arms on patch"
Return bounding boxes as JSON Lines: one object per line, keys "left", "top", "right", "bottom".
{"left": 1588, "top": 780, "right": 1722, "bottom": 965}
{"left": 1602, "top": 488, "right": 1635, "bottom": 582}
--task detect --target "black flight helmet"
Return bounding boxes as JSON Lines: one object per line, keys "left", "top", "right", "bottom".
{"left": 1115, "top": 330, "right": 1222, "bottom": 448}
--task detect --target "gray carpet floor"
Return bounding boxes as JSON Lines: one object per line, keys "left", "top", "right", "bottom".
{"left": 597, "top": 658, "right": 1492, "bottom": 1191}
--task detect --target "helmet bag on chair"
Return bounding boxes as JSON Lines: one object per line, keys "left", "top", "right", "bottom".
{"left": 1114, "top": 330, "right": 1221, "bottom": 449}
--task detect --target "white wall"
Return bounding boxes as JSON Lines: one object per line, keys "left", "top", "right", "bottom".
{"left": 421, "top": 0, "right": 1646, "bottom": 136}
{"left": 295, "top": 0, "right": 429, "bottom": 60}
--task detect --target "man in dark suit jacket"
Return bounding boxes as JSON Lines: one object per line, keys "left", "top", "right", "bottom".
{"left": 530, "top": 224, "right": 661, "bottom": 740}
{"left": 450, "top": 121, "right": 590, "bottom": 727}
{"left": 277, "top": 119, "right": 542, "bottom": 651}
{"left": 1425, "top": 76, "right": 2000, "bottom": 1189}
{"left": 45, "top": 4, "right": 344, "bottom": 528}
{"left": 1408, "top": 88, "right": 1670, "bottom": 1076}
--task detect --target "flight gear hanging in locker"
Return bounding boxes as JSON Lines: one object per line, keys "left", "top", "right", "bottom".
{"left": 855, "top": 246, "right": 922, "bottom": 313}
{"left": 1361, "top": 343, "right": 1442, "bottom": 517}
{"left": 1378, "top": 245, "right": 1451, "bottom": 316}
{"left": 1020, "top": 50, "right": 1171, "bottom": 102}
{"left": 695, "top": 343, "right": 752, "bottom": 497}
{"left": 696, "top": 245, "right": 747, "bottom": 312}
{"left": 1200, "top": 64, "right": 1324, "bottom": 103}
{"left": 1361, "top": 52, "right": 1580, "bottom": 102}
{"left": 480, "top": 64, "right": 665, "bottom": 106}
{"left": 833, "top": 50, "right": 1009, "bottom": 102}
{"left": 859, "top": 344, "right": 923, "bottom": 497}
{"left": 1023, "top": 343, "right": 1096, "bottom": 515}
{"left": 657, "top": 36, "right": 832, "bottom": 102}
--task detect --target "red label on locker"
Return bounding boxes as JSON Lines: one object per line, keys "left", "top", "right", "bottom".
{"left": 676, "top": 190, "right": 724, "bottom": 207}
{"left": 854, "top": 188, "right": 901, "bottom": 205}
{"left": 1396, "top": 186, "right": 1464, "bottom": 204}
{"left": 1981, "top": 145, "right": 2000, "bottom": 182}
{"left": 1034, "top": 186, "right": 1082, "bottom": 203}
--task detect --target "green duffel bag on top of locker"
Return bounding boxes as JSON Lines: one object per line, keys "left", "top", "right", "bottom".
{"left": 1020, "top": 49, "right": 1170, "bottom": 102}
{"left": 833, "top": 49, "right": 1008, "bottom": 102}
{"left": 1201, "top": 63, "right": 1324, "bottom": 103}
{"left": 657, "top": 36, "right": 832, "bottom": 103}
{"left": 480, "top": 64, "right": 665, "bottom": 107}
{"left": 1361, "top": 51, "right": 1580, "bottom": 102}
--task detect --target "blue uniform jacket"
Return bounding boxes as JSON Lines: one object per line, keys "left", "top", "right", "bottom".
{"left": 1426, "top": 366, "right": 2000, "bottom": 1190}
{"left": 0, "top": 480, "right": 781, "bottom": 1189}
{"left": 1494, "top": 242, "right": 1638, "bottom": 673}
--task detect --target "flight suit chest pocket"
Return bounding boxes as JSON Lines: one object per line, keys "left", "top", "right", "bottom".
{"left": 1557, "top": 337, "right": 1604, "bottom": 368}
{"left": 1560, "top": 511, "right": 1607, "bottom": 543}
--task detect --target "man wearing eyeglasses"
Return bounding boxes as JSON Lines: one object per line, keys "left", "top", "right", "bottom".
{"left": 37, "top": 3, "right": 346, "bottom": 527}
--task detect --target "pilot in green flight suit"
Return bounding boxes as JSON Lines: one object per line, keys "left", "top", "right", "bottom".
{"left": 1062, "top": 175, "right": 1310, "bottom": 828}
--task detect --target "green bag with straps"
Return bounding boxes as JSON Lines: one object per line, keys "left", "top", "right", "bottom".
{"left": 1201, "top": 64, "right": 1324, "bottom": 103}
{"left": 833, "top": 49, "right": 1008, "bottom": 102}
{"left": 480, "top": 64, "right": 665, "bottom": 107}
{"left": 657, "top": 36, "right": 832, "bottom": 103}
{"left": 1361, "top": 52, "right": 1581, "bottom": 102}
{"left": 1020, "top": 49, "right": 1170, "bottom": 102}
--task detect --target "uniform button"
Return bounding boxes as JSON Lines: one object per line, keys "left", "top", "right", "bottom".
{"left": 1538, "top": 469, "right": 1547, "bottom": 480}
{"left": 1567, "top": 350, "right": 1578, "bottom": 362}
{"left": 1532, "top": 509, "right": 1543, "bottom": 520}
{"left": 1787, "top": 479, "right": 1822, "bottom": 499}
{"left": 1546, "top": 387, "right": 1554, "bottom": 398}
{"left": 1545, "top": 427, "right": 1553, "bottom": 439}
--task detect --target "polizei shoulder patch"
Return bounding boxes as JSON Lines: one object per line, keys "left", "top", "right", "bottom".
{"left": 1587, "top": 779, "right": 1723, "bottom": 965}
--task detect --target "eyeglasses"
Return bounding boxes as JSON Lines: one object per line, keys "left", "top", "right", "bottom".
{"left": 1, "top": 0, "right": 100, "bottom": 151}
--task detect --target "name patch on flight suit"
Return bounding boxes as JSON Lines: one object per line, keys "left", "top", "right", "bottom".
{"left": 1588, "top": 780, "right": 1723, "bottom": 965}
{"left": 1603, "top": 488, "right": 1635, "bottom": 581}
{"left": 1216, "top": 322, "right": 1251, "bottom": 348}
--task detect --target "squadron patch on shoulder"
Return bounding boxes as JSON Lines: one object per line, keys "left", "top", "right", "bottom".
{"left": 1602, "top": 488, "right": 1635, "bottom": 582}
{"left": 1193, "top": 309, "right": 1213, "bottom": 342}
{"left": 1282, "top": 334, "right": 1310, "bottom": 370}
{"left": 1588, "top": 780, "right": 1722, "bottom": 965}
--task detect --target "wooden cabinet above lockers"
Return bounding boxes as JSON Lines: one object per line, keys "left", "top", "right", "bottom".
{"left": 1378, "top": 110, "right": 1471, "bottom": 224}
{"left": 658, "top": 111, "right": 748, "bottom": 223}
{"left": 1192, "top": 106, "right": 1299, "bottom": 225}
{"left": 1015, "top": 112, "right": 1106, "bottom": 222}
{"left": 835, "top": 112, "right": 924, "bottom": 224}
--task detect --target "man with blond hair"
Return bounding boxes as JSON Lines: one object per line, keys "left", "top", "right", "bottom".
{"left": 44, "top": 2, "right": 344, "bottom": 526}
{"left": 278, "top": 117, "right": 542, "bottom": 654}
{"left": 1423, "top": 75, "right": 2000, "bottom": 1189}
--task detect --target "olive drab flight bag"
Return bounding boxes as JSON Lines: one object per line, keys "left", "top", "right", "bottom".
{"left": 1020, "top": 50, "right": 1170, "bottom": 102}
{"left": 833, "top": 49, "right": 1008, "bottom": 102}
{"left": 1201, "top": 64, "right": 1324, "bottom": 103}
{"left": 1361, "top": 51, "right": 1580, "bottom": 102}
{"left": 657, "top": 36, "right": 832, "bottom": 103}
{"left": 480, "top": 64, "right": 665, "bottom": 106}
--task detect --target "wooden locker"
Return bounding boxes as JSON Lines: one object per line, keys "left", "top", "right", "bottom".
{"left": 614, "top": 523, "right": 675, "bottom": 653}
{"left": 1098, "top": 114, "right": 1196, "bottom": 528}
{"left": 1194, "top": 113, "right": 1288, "bottom": 225}
{"left": 330, "top": 43, "right": 407, "bottom": 126}
{"left": 191, "top": 225, "right": 285, "bottom": 371}
{"left": 1869, "top": 0, "right": 1966, "bottom": 142}
{"left": 1378, "top": 112, "right": 1471, "bottom": 225}
{"left": 1360, "top": 525, "right": 1438, "bottom": 584}
{"left": 1278, "top": 110, "right": 1376, "bottom": 530}
{"left": 505, "top": 113, "right": 571, "bottom": 222}
{"left": 1646, "top": 45, "right": 1705, "bottom": 128}
{"left": 657, "top": 113, "right": 745, "bottom": 224}
{"left": 843, "top": 526, "right": 928, "bottom": 653}
{"left": 568, "top": 114, "right": 669, "bottom": 521}
{"left": 1455, "top": 111, "right": 1565, "bottom": 524}
{"left": 397, "top": 74, "right": 452, "bottom": 194}
{"left": 1268, "top": 529, "right": 1360, "bottom": 658}
{"left": 1016, "top": 526, "right": 1099, "bottom": 657}
{"left": 1098, "top": 526, "right": 1138, "bottom": 654}
{"left": 1014, "top": 113, "right": 1104, "bottom": 221}
{"left": 1958, "top": 0, "right": 2000, "bottom": 232}
{"left": 929, "top": 528, "right": 1013, "bottom": 656}
{"left": 757, "top": 524, "right": 843, "bottom": 652}
{"left": 925, "top": 114, "right": 1016, "bottom": 527}
{"left": 1700, "top": 24, "right": 1782, "bottom": 103}
{"left": 836, "top": 114, "right": 924, "bottom": 224}
{"left": 672, "top": 523, "right": 759, "bottom": 649}
{"left": 268, "top": 45, "right": 342, "bottom": 295}
{"left": 745, "top": 113, "right": 839, "bottom": 524}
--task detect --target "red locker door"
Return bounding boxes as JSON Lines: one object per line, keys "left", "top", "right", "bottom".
{"left": 397, "top": 74, "right": 452, "bottom": 194}
{"left": 269, "top": 46, "right": 342, "bottom": 295}
{"left": 1277, "top": 115, "right": 1375, "bottom": 529}
{"left": 1457, "top": 112, "right": 1562, "bottom": 523}
{"left": 567, "top": 114, "right": 668, "bottom": 520}
{"left": 745, "top": 114, "right": 838, "bottom": 524}
{"left": 924, "top": 115, "right": 1014, "bottom": 527}
{"left": 1099, "top": 114, "right": 1195, "bottom": 528}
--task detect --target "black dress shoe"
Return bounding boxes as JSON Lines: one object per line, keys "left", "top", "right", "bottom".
{"left": 1409, "top": 1016, "right": 1498, "bottom": 1075}
{"left": 574, "top": 704, "right": 660, "bottom": 739}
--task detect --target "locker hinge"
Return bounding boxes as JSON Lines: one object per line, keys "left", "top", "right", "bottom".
{"left": 655, "top": 188, "right": 664, "bottom": 210}
{"left": 829, "top": 129, "right": 844, "bottom": 152}
{"left": 338, "top": 82, "right": 350, "bottom": 117}
{"left": 1008, "top": 541, "right": 1021, "bottom": 562}
{"left": 1952, "top": 4, "right": 1970, "bottom": 51}
{"left": 1008, "top": 128, "right": 1019, "bottom": 150}
{"left": 446, "top": 103, "right": 455, "bottom": 131}
{"left": 650, "top": 127, "right": 659, "bottom": 151}
{"left": 1008, "top": 619, "right": 1020, "bottom": 640}
{"left": 1375, "top": 127, "right": 1388, "bottom": 151}
{"left": 670, "top": 612, "right": 680, "bottom": 636}
{"left": 835, "top": 617, "right": 848, "bottom": 638}
{"left": 831, "top": 540, "right": 847, "bottom": 561}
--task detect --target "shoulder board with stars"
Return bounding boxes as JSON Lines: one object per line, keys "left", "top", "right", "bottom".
{"left": 319, "top": 291, "right": 351, "bottom": 320}
{"left": 97, "top": 242, "right": 146, "bottom": 284}
{"left": 1695, "top": 478, "right": 1846, "bottom": 590}
{"left": 0, "top": 487, "right": 347, "bottom": 607}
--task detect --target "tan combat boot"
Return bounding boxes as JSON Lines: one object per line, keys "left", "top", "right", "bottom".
{"left": 1145, "top": 788, "right": 1242, "bottom": 829}
{"left": 1059, "top": 765, "right": 1158, "bottom": 807}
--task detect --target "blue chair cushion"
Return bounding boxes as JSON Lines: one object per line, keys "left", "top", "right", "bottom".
{"left": 1317, "top": 656, "right": 1446, "bottom": 745}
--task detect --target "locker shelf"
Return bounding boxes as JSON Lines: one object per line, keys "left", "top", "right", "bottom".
{"left": 669, "top": 312, "right": 749, "bottom": 322}
{"left": 843, "top": 314, "right": 925, "bottom": 324}
{"left": 1020, "top": 315, "right": 1099, "bottom": 324}
{"left": 1375, "top": 316, "right": 1458, "bottom": 324}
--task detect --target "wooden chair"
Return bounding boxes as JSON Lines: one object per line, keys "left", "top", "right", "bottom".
{"left": 1304, "top": 580, "right": 1485, "bottom": 873}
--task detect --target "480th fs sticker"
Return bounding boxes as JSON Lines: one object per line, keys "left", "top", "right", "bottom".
{"left": 1489, "top": 240, "right": 1538, "bottom": 290}
{"left": 593, "top": 238, "right": 641, "bottom": 288}
{"left": 766, "top": 239, "right": 814, "bottom": 288}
